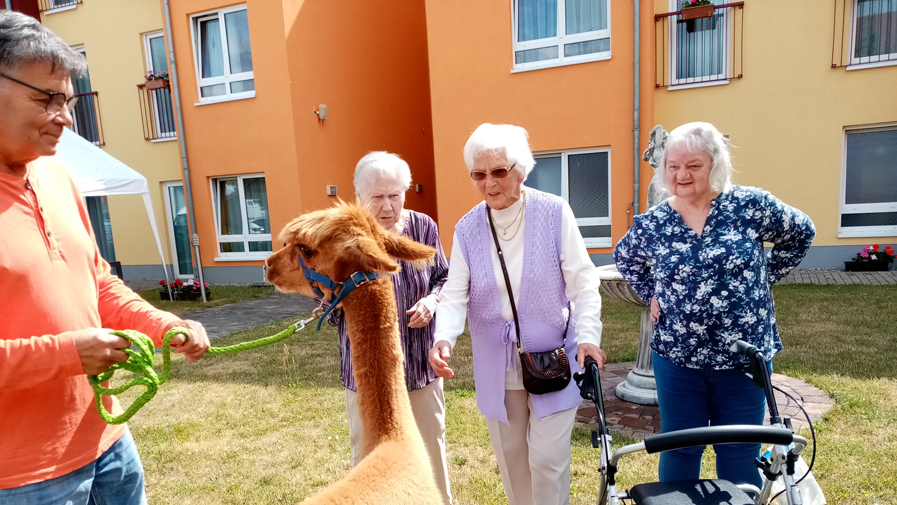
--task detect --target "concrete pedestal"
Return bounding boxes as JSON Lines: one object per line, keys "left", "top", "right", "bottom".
{"left": 596, "top": 267, "right": 658, "bottom": 406}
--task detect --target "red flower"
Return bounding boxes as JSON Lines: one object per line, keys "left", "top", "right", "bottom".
{"left": 175, "top": 279, "right": 184, "bottom": 286}
{"left": 169, "top": 283, "right": 176, "bottom": 289}
{"left": 159, "top": 280, "right": 166, "bottom": 286}
{"left": 873, "top": 244, "right": 880, "bottom": 252}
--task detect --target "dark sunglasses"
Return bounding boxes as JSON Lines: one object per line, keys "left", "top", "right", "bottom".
{"left": 470, "top": 164, "right": 516, "bottom": 181}
{"left": 1, "top": 74, "right": 79, "bottom": 114}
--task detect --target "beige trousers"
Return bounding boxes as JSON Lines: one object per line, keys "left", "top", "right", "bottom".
{"left": 346, "top": 378, "right": 452, "bottom": 504}
{"left": 484, "top": 390, "right": 578, "bottom": 505}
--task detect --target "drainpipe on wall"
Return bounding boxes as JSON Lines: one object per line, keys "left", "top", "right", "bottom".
{"left": 4, "top": 0, "right": 12, "bottom": 11}
{"left": 163, "top": 0, "right": 207, "bottom": 302}
{"left": 632, "top": 0, "right": 641, "bottom": 218}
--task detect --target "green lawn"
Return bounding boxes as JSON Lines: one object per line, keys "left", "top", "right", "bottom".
{"left": 136, "top": 285, "right": 276, "bottom": 315}
{"left": 111, "top": 284, "right": 896, "bottom": 504}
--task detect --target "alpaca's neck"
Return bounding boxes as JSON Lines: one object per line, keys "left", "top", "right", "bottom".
{"left": 342, "top": 278, "right": 414, "bottom": 447}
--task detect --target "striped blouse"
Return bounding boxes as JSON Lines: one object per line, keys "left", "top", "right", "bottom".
{"left": 328, "top": 210, "right": 449, "bottom": 392}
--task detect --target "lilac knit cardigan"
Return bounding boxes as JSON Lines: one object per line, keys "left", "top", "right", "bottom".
{"left": 455, "top": 189, "right": 583, "bottom": 423}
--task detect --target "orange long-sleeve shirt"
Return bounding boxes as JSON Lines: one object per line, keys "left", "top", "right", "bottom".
{"left": 0, "top": 156, "right": 179, "bottom": 489}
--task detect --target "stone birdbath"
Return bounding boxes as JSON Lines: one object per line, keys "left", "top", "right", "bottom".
{"left": 597, "top": 265, "right": 658, "bottom": 405}
{"left": 596, "top": 124, "right": 672, "bottom": 406}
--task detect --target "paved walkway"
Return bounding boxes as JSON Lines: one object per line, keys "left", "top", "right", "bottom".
{"left": 575, "top": 362, "right": 834, "bottom": 439}
{"left": 179, "top": 292, "right": 319, "bottom": 339}
{"left": 778, "top": 269, "right": 897, "bottom": 285}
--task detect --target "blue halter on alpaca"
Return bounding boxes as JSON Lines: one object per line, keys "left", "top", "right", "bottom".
{"left": 297, "top": 253, "right": 379, "bottom": 330}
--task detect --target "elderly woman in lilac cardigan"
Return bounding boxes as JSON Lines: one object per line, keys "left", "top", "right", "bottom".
{"left": 429, "top": 123, "right": 606, "bottom": 505}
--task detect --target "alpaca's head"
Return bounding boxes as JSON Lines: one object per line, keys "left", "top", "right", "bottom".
{"left": 265, "top": 201, "right": 435, "bottom": 297}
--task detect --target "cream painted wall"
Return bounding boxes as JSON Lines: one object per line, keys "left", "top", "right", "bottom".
{"left": 41, "top": 0, "right": 183, "bottom": 267}
{"left": 654, "top": 0, "right": 897, "bottom": 247}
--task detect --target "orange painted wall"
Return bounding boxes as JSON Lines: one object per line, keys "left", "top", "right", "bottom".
{"left": 167, "top": 0, "right": 436, "bottom": 269}
{"left": 281, "top": 0, "right": 437, "bottom": 219}
{"left": 168, "top": 0, "right": 300, "bottom": 269}
{"left": 424, "top": 0, "right": 656, "bottom": 257}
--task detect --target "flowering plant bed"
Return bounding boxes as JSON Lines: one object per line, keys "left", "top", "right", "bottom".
{"left": 158, "top": 279, "right": 212, "bottom": 301}
{"left": 845, "top": 244, "right": 894, "bottom": 271}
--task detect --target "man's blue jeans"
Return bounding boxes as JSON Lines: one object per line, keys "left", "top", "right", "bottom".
{"left": 0, "top": 430, "right": 147, "bottom": 505}
{"left": 653, "top": 351, "right": 768, "bottom": 488}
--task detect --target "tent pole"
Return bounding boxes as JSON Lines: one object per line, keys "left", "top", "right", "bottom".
{"left": 163, "top": 0, "right": 206, "bottom": 302}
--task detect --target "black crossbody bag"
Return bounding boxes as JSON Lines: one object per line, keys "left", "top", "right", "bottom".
{"left": 486, "top": 204, "right": 571, "bottom": 395}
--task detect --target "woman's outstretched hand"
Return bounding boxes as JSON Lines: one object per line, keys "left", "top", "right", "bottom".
{"left": 428, "top": 340, "right": 454, "bottom": 378}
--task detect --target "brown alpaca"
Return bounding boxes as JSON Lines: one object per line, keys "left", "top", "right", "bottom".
{"left": 265, "top": 201, "right": 442, "bottom": 505}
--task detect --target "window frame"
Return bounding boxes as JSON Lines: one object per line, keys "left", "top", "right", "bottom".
{"left": 667, "top": 0, "right": 732, "bottom": 88}
{"left": 144, "top": 31, "right": 178, "bottom": 142}
{"left": 189, "top": 4, "right": 255, "bottom": 105}
{"left": 210, "top": 174, "right": 273, "bottom": 260}
{"left": 848, "top": 0, "right": 897, "bottom": 67}
{"left": 163, "top": 181, "right": 194, "bottom": 278}
{"left": 838, "top": 122, "right": 897, "bottom": 238}
{"left": 531, "top": 147, "right": 613, "bottom": 248}
{"left": 510, "top": 0, "right": 612, "bottom": 72}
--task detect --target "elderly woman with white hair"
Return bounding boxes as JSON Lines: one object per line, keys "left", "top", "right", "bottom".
{"left": 325, "top": 151, "right": 452, "bottom": 503}
{"left": 614, "top": 122, "right": 816, "bottom": 488}
{"left": 428, "top": 124, "right": 606, "bottom": 505}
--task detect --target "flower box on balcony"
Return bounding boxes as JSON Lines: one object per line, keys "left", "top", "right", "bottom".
{"left": 145, "top": 79, "right": 169, "bottom": 90}
{"left": 681, "top": 4, "right": 714, "bottom": 20}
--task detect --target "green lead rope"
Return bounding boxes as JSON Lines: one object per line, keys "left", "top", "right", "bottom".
{"left": 88, "top": 316, "right": 316, "bottom": 425}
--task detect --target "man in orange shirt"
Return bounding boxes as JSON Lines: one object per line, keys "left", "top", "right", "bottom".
{"left": 0, "top": 12, "right": 211, "bottom": 504}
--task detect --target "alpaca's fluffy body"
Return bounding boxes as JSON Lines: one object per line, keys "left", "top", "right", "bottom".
{"left": 266, "top": 202, "right": 441, "bottom": 504}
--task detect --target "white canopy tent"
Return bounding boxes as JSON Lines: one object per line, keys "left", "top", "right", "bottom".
{"left": 53, "top": 128, "right": 173, "bottom": 286}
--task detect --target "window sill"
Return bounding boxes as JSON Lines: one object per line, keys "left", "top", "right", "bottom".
{"left": 510, "top": 53, "right": 611, "bottom": 73}
{"left": 194, "top": 92, "right": 256, "bottom": 107}
{"left": 667, "top": 79, "right": 729, "bottom": 91}
{"left": 42, "top": 4, "right": 78, "bottom": 15}
{"left": 213, "top": 255, "right": 270, "bottom": 262}
{"left": 846, "top": 59, "right": 897, "bottom": 71}
{"left": 151, "top": 137, "right": 178, "bottom": 143}
{"left": 838, "top": 228, "right": 897, "bottom": 238}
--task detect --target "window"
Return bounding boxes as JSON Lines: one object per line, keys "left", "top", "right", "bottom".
{"left": 850, "top": 0, "right": 897, "bottom": 66}
{"left": 526, "top": 148, "right": 612, "bottom": 247}
{"left": 86, "top": 196, "right": 116, "bottom": 263}
{"left": 839, "top": 125, "right": 897, "bottom": 237}
{"left": 512, "top": 0, "right": 611, "bottom": 71}
{"left": 211, "top": 175, "right": 272, "bottom": 259}
{"left": 669, "top": 0, "right": 731, "bottom": 86}
{"left": 69, "top": 47, "right": 103, "bottom": 145}
{"left": 144, "top": 32, "right": 177, "bottom": 140}
{"left": 191, "top": 5, "right": 254, "bottom": 103}
{"left": 163, "top": 182, "right": 194, "bottom": 277}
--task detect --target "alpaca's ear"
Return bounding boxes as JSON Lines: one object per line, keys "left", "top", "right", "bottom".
{"left": 382, "top": 232, "right": 436, "bottom": 268}
{"left": 347, "top": 235, "right": 401, "bottom": 274}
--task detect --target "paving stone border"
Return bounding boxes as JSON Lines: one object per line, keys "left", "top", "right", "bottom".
{"left": 575, "top": 362, "right": 834, "bottom": 439}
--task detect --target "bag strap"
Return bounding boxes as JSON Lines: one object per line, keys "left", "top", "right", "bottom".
{"left": 487, "top": 204, "right": 523, "bottom": 350}
{"left": 486, "top": 202, "right": 570, "bottom": 353}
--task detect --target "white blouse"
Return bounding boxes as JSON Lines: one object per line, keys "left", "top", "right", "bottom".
{"left": 434, "top": 190, "right": 603, "bottom": 389}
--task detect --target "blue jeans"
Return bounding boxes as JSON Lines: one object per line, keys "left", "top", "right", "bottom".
{"left": 0, "top": 430, "right": 147, "bottom": 505}
{"left": 653, "top": 351, "right": 769, "bottom": 488}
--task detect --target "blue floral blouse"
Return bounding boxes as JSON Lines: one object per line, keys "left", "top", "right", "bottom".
{"left": 614, "top": 186, "right": 816, "bottom": 369}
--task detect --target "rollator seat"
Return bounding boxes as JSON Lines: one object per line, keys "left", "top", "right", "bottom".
{"left": 629, "top": 479, "right": 754, "bottom": 505}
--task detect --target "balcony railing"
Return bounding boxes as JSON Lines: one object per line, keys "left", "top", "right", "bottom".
{"left": 137, "top": 83, "right": 177, "bottom": 141}
{"left": 71, "top": 91, "right": 105, "bottom": 146}
{"left": 832, "top": 0, "right": 897, "bottom": 68}
{"left": 654, "top": 2, "right": 745, "bottom": 88}
{"left": 38, "top": 0, "right": 81, "bottom": 12}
